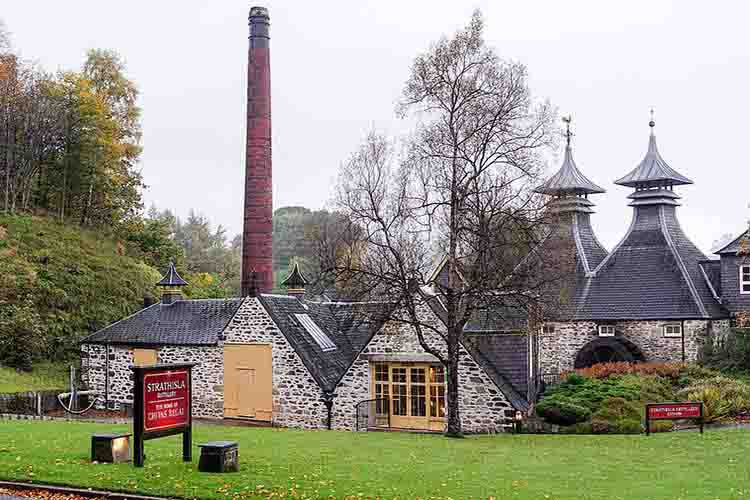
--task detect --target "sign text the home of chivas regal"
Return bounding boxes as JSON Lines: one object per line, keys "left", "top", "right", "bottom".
{"left": 144, "top": 369, "right": 189, "bottom": 431}
{"left": 133, "top": 363, "right": 195, "bottom": 467}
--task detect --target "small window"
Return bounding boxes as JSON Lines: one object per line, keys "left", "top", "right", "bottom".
{"left": 598, "top": 325, "right": 615, "bottom": 337}
{"left": 741, "top": 265, "right": 750, "bottom": 294}
{"left": 541, "top": 324, "right": 555, "bottom": 335}
{"left": 663, "top": 324, "right": 682, "bottom": 338}
{"left": 295, "top": 314, "right": 337, "bottom": 351}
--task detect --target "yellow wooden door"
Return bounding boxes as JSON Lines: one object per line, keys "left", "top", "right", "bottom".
{"left": 224, "top": 344, "right": 272, "bottom": 421}
{"left": 133, "top": 349, "right": 158, "bottom": 366}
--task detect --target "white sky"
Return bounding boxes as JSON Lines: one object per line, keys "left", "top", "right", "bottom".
{"left": 5, "top": 0, "right": 749, "bottom": 254}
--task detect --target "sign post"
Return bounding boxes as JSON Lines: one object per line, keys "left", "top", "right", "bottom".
{"left": 132, "top": 363, "right": 195, "bottom": 467}
{"left": 645, "top": 401, "right": 703, "bottom": 436}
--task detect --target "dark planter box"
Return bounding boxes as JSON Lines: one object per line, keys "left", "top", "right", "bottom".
{"left": 198, "top": 441, "right": 239, "bottom": 473}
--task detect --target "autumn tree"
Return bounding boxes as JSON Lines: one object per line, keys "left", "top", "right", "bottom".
{"left": 321, "top": 11, "right": 556, "bottom": 436}
{"left": 0, "top": 38, "right": 143, "bottom": 226}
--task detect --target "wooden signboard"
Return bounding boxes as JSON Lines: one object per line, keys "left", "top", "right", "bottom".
{"left": 645, "top": 401, "right": 703, "bottom": 436}
{"left": 132, "top": 363, "right": 195, "bottom": 467}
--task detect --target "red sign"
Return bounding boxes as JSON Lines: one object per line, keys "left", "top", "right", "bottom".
{"left": 647, "top": 403, "right": 702, "bottom": 420}
{"left": 143, "top": 369, "right": 190, "bottom": 432}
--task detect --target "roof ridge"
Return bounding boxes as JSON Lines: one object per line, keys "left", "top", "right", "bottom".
{"left": 698, "top": 262, "right": 722, "bottom": 304}
{"left": 658, "top": 205, "right": 708, "bottom": 317}
{"left": 571, "top": 213, "right": 591, "bottom": 274}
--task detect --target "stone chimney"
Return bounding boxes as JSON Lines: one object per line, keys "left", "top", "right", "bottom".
{"left": 156, "top": 262, "right": 188, "bottom": 305}
{"left": 281, "top": 261, "right": 309, "bottom": 301}
{"left": 241, "top": 6, "right": 273, "bottom": 296}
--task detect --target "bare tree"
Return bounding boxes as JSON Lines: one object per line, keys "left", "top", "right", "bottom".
{"left": 0, "top": 20, "right": 10, "bottom": 54}
{"left": 320, "top": 11, "right": 560, "bottom": 436}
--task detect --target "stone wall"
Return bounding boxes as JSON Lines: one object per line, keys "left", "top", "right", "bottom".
{"left": 332, "top": 302, "right": 515, "bottom": 433}
{"left": 80, "top": 343, "right": 223, "bottom": 418}
{"left": 81, "top": 344, "right": 135, "bottom": 407}
{"left": 539, "top": 319, "right": 717, "bottom": 374}
{"left": 159, "top": 346, "right": 224, "bottom": 418}
{"left": 223, "top": 297, "right": 327, "bottom": 429}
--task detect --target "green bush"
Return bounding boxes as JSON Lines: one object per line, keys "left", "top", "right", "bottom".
{"left": 559, "top": 422, "right": 594, "bottom": 434}
{"left": 647, "top": 420, "right": 674, "bottom": 433}
{"left": 677, "top": 376, "right": 750, "bottom": 422}
{"left": 589, "top": 397, "right": 643, "bottom": 434}
{"left": 536, "top": 399, "right": 591, "bottom": 426}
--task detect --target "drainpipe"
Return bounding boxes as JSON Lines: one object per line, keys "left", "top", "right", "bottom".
{"left": 681, "top": 320, "right": 686, "bottom": 362}
{"left": 104, "top": 343, "right": 110, "bottom": 407}
{"left": 321, "top": 391, "right": 336, "bottom": 430}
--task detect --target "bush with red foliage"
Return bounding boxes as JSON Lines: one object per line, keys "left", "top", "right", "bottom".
{"left": 568, "top": 362, "right": 688, "bottom": 381}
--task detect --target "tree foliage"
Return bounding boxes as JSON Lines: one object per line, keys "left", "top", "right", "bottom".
{"left": 0, "top": 28, "right": 144, "bottom": 228}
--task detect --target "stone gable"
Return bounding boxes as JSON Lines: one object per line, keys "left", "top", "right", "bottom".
{"left": 333, "top": 302, "right": 515, "bottom": 433}
{"left": 223, "top": 297, "right": 327, "bottom": 429}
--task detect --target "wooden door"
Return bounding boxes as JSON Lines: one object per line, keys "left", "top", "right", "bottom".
{"left": 224, "top": 344, "right": 272, "bottom": 421}
{"left": 133, "top": 349, "right": 157, "bottom": 366}
{"left": 371, "top": 362, "right": 445, "bottom": 431}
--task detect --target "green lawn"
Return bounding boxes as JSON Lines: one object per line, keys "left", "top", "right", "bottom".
{"left": 0, "top": 420, "right": 749, "bottom": 499}
{"left": 0, "top": 363, "right": 69, "bottom": 393}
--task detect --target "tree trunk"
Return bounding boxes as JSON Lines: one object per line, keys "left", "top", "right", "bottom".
{"left": 444, "top": 325, "right": 462, "bottom": 437}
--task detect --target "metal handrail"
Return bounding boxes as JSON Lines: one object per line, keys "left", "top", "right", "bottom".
{"left": 355, "top": 398, "right": 390, "bottom": 431}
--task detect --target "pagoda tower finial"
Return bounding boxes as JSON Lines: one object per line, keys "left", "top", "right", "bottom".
{"left": 649, "top": 108, "right": 655, "bottom": 132}
{"left": 562, "top": 115, "right": 573, "bottom": 148}
{"left": 534, "top": 115, "right": 605, "bottom": 212}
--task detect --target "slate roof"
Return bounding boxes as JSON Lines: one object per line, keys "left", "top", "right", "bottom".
{"left": 81, "top": 299, "right": 244, "bottom": 346}
{"left": 715, "top": 230, "right": 750, "bottom": 255}
{"left": 615, "top": 131, "right": 693, "bottom": 188}
{"left": 420, "top": 289, "right": 529, "bottom": 410}
{"left": 579, "top": 203, "right": 726, "bottom": 319}
{"left": 258, "top": 295, "right": 391, "bottom": 393}
{"left": 535, "top": 144, "right": 605, "bottom": 196}
{"left": 463, "top": 333, "right": 529, "bottom": 399}
{"left": 156, "top": 262, "right": 189, "bottom": 287}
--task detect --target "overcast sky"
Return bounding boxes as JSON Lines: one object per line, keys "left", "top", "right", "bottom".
{"left": 4, "top": 1, "right": 749, "bottom": 253}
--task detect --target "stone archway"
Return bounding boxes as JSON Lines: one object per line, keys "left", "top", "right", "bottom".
{"left": 574, "top": 337, "right": 645, "bottom": 369}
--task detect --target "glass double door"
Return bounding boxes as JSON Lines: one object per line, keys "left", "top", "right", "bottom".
{"left": 372, "top": 363, "right": 445, "bottom": 431}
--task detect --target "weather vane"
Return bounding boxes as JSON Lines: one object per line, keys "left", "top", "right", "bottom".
{"left": 562, "top": 115, "right": 573, "bottom": 147}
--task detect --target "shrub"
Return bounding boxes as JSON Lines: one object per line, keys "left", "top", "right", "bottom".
{"left": 647, "top": 420, "right": 674, "bottom": 433}
{"left": 573, "top": 362, "right": 687, "bottom": 381}
{"left": 559, "top": 422, "right": 593, "bottom": 434}
{"left": 677, "top": 376, "right": 750, "bottom": 422}
{"left": 618, "top": 374, "right": 673, "bottom": 403}
{"left": 591, "top": 418, "right": 642, "bottom": 434}
{"left": 536, "top": 399, "right": 591, "bottom": 426}
{"left": 590, "top": 397, "right": 643, "bottom": 434}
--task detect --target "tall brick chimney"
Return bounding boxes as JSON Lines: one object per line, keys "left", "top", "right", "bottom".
{"left": 241, "top": 6, "right": 273, "bottom": 296}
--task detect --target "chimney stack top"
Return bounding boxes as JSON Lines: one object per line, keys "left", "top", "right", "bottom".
{"left": 249, "top": 6, "right": 269, "bottom": 19}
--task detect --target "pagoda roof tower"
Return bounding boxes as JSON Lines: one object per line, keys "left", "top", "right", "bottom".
{"left": 577, "top": 115, "right": 725, "bottom": 320}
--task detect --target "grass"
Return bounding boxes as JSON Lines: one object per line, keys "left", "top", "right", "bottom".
{"left": 1, "top": 421, "right": 749, "bottom": 499}
{"left": 0, "top": 363, "right": 69, "bottom": 393}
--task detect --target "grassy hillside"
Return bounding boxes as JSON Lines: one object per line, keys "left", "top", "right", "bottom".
{"left": 0, "top": 362, "right": 69, "bottom": 393}
{"left": 0, "top": 214, "right": 161, "bottom": 369}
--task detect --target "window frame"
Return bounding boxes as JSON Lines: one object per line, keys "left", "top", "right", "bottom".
{"left": 663, "top": 323, "right": 683, "bottom": 338}
{"left": 598, "top": 325, "right": 616, "bottom": 337}
{"left": 740, "top": 265, "right": 750, "bottom": 295}
{"left": 541, "top": 324, "right": 555, "bottom": 335}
